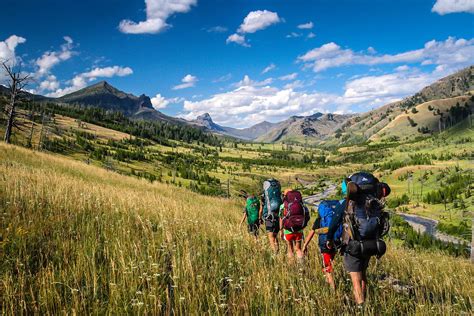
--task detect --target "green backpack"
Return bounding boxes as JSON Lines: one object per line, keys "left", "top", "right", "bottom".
{"left": 246, "top": 196, "right": 260, "bottom": 225}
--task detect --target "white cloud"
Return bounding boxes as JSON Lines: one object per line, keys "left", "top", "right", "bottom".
{"left": 47, "top": 66, "right": 133, "bottom": 97}
{"left": 212, "top": 73, "right": 232, "bottom": 83}
{"left": 172, "top": 74, "right": 198, "bottom": 90}
{"left": 0, "top": 35, "right": 26, "bottom": 65}
{"left": 226, "top": 33, "right": 249, "bottom": 47}
{"left": 36, "top": 36, "right": 75, "bottom": 76}
{"left": 432, "top": 0, "right": 474, "bottom": 15}
{"left": 151, "top": 93, "right": 169, "bottom": 109}
{"left": 307, "top": 32, "right": 316, "bottom": 39}
{"left": 238, "top": 10, "right": 281, "bottom": 34}
{"left": 298, "top": 37, "right": 474, "bottom": 73}
{"left": 38, "top": 75, "right": 60, "bottom": 92}
{"left": 297, "top": 21, "right": 313, "bottom": 29}
{"left": 119, "top": 0, "right": 197, "bottom": 34}
{"left": 279, "top": 73, "right": 298, "bottom": 81}
{"left": 262, "top": 63, "right": 276, "bottom": 74}
{"left": 180, "top": 65, "right": 457, "bottom": 128}
{"left": 286, "top": 32, "right": 302, "bottom": 38}
{"left": 206, "top": 26, "right": 228, "bottom": 33}
{"left": 395, "top": 65, "right": 410, "bottom": 72}
{"left": 235, "top": 75, "right": 273, "bottom": 87}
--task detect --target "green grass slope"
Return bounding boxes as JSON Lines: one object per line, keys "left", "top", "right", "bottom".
{"left": 1, "top": 143, "right": 473, "bottom": 314}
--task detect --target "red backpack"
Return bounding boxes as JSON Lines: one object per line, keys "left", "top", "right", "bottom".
{"left": 282, "top": 190, "right": 310, "bottom": 232}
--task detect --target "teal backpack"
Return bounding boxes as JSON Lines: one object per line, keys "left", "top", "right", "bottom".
{"left": 262, "top": 179, "right": 282, "bottom": 219}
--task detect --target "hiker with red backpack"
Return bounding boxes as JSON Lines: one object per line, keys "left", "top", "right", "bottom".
{"left": 280, "top": 188, "right": 311, "bottom": 262}
{"left": 239, "top": 190, "right": 261, "bottom": 239}
{"left": 326, "top": 172, "right": 391, "bottom": 306}
{"left": 260, "top": 179, "right": 283, "bottom": 253}
{"left": 302, "top": 199, "right": 345, "bottom": 290}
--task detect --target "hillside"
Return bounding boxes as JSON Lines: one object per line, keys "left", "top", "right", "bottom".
{"left": 335, "top": 66, "right": 474, "bottom": 144}
{"left": 1, "top": 143, "right": 473, "bottom": 314}
{"left": 371, "top": 95, "right": 474, "bottom": 141}
{"left": 256, "top": 113, "right": 352, "bottom": 143}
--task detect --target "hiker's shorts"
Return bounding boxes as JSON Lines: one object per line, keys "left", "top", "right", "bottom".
{"left": 343, "top": 252, "right": 371, "bottom": 273}
{"left": 284, "top": 232, "right": 303, "bottom": 242}
{"left": 265, "top": 218, "right": 280, "bottom": 233}
{"left": 322, "top": 251, "right": 336, "bottom": 273}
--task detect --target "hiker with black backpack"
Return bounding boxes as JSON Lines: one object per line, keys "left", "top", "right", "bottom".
{"left": 239, "top": 190, "right": 261, "bottom": 239}
{"left": 260, "top": 179, "right": 283, "bottom": 253}
{"left": 302, "top": 199, "right": 345, "bottom": 290}
{"left": 326, "top": 172, "right": 391, "bottom": 305}
{"left": 280, "top": 188, "right": 310, "bottom": 262}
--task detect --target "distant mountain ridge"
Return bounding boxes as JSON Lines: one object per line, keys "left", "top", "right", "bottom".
{"left": 190, "top": 113, "right": 276, "bottom": 140}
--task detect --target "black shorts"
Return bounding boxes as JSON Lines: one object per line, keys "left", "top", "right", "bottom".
{"left": 248, "top": 223, "right": 260, "bottom": 235}
{"left": 343, "top": 252, "right": 371, "bottom": 273}
{"left": 265, "top": 218, "right": 280, "bottom": 233}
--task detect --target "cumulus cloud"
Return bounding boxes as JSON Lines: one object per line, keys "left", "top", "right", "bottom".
{"left": 307, "top": 32, "right": 316, "bottom": 39}
{"left": 226, "top": 33, "right": 249, "bottom": 47}
{"left": 38, "top": 75, "right": 60, "bottom": 92}
{"left": 238, "top": 10, "right": 281, "bottom": 33}
{"left": 47, "top": 66, "right": 133, "bottom": 97}
{"left": 227, "top": 10, "right": 281, "bottom": 46}
{"left": 0, "top": 35, "right": 26, "bottom": 65}
{"left": 297, "top": 21, "right": 314, "bottom": 29}
{"left": 119, "top": 0, "right": 197, "bottom": 34}
{"left": 235, "top": 75, "right": 273, "bottom": 88}
{"left": 180, "top": 65, "right": 455, "bottom": 128}
{"left": 432, "top": 0, "right": 474, "bottom": 15}
{"left": 261, "top": 63, "right": 276, "bottom": 74}
{"left": 279, "top": 73, "right": 298, "bottom": 81}
{"left": 151, "top": 93, "right": 169, "bottom": 109}
{"left": 36, "top": 36, "right": 75, "bottom": 76}
{"left": 172, "top": 74, "right": 198, "bottom": 90}
{"left": 298, "top": 37, "right": 474, "bottom": 73}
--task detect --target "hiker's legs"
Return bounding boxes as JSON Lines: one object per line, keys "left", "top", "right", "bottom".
{"left": 361, "top": 269, "right": 368, "bottom": 298}
{"left": 267, "top": 232, "right": 279, "bottom": 253}
{"left": 286, "top": 239, "right": 294, "bottom": 260}
{"left": 294, "top": 239, "right": 304, "bottom": 260}
{"left": 322, "top": 252, "right": 336, "bottom": 290}
{"left": 325, "top": 271, "right": 336, "bottom": 290}
{"left": 350, "top": 272, "right": 365, "bottom": 304}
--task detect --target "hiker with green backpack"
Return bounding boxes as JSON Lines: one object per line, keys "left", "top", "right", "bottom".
{"left": 260, "top": 179, "right": 283, "bottom": 253}
{"left": 326, "top": 172, "right": 391, "bottom": 305}
{"left": 239, "top": 190, "right": 261, "bottom": 238}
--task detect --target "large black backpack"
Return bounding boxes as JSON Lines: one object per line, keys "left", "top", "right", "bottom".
{"left": 344, "top": 172, "right": 391, "bottom": 257}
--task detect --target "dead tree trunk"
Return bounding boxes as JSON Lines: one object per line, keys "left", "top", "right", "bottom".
{"left": 1, "top": 61, "right": 30, "bottom": 144}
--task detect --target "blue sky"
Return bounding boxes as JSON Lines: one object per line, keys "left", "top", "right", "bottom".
{"left": 1, "top": 0, "right": 473, "bottom": 127}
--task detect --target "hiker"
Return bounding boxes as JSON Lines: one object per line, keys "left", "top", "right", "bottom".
{"left": 326, "top": 173, "right": 391, "bottom": 305}
{"left": 302, "top": 199, "right": 345, "bottom": 290}
{"left": 280, "top": 188, "right": 310, "bottom": 262}
{"left": 239, "top": 191, "right": 261, "bottom": 239}
{"left": 260, "top": 179, "right": 283, "bottom": 253}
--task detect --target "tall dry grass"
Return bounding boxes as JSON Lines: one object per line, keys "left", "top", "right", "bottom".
{"left": 1, "top": 143, "right": 473, "bottom": 314}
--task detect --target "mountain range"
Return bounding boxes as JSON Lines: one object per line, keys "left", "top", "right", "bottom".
{"left": 1, "top": 65, "right": 473, "bottom": 143}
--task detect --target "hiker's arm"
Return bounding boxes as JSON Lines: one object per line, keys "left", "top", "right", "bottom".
{"left": 240, "top": 213, "right": 246, "bottom": 227}
{"left": 302, "top": 230, "right": 315, "bottom": 253}
{"left": 258, "top": 202, "right": 263, "bottom": 220}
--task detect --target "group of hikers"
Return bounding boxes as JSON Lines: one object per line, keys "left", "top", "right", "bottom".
{"left": 239, "top": 172, "right": 391, "bottom": 305}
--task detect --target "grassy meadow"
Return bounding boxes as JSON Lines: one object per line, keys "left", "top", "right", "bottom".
{"left": 1, "top": 143, "right": 473, "bottom": 314}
